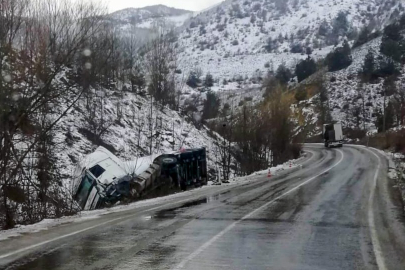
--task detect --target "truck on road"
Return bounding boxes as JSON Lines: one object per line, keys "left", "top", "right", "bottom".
{"left": 323, "top": 123, "right": 343, "bottom": 148}
{"left": 73, "top": 147, "right": 208, "bottom": 210}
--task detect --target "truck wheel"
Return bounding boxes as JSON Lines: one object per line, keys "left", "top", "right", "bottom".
{"left": 324, "top": 142, "right": 329, "bottom": 148}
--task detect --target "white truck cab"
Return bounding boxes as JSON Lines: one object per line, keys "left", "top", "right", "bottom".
{"left": 73, "top": 147, "right": 164, "bottom": 210}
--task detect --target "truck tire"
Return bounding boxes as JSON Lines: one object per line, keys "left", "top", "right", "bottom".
{"left": 324, "top": 142, "right": 329, "bottom": 148}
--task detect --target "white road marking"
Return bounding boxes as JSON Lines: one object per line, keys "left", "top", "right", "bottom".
{"left": 362, "top": 147, "right": 387, "bottom": 270}
{"left": 303, "top": 149, "right": 316, "bottom": 163}
{"left": 0, "top": 173, "right": 275, "bottom": 261}
{"left": 173, "top": 149, "right": 344, "bottom": 270}
{"left": 0, "top": 196, "right": 207, "bottom": 261}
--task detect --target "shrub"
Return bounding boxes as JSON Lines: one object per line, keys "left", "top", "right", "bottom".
{"left": 275, "top": 64, "right": 292, "bottom": 84}
{"left": 295, "top": 88, "right": 307, "bottom": 101}
{"left": 353, "top": 27, "right": 371, "bottom": 48}
{"left": 186, "top": 72, "right": 201, "bottom": 88}
{"left": 326, "top": 40, "right": 352, "bottom": 71}
{"left": 290, "top": 43, "right": 304, "bottom": 54}
{"left": 204, "top": 73, "right": 214, "bottom": 87}
{"left": 295, "top": 57, "right": 317, "bottom": 82}
{"left": 380, "top": 22, "right": 404, "bottom": 62}
{"left": 202, "top": 91, "right": 221, "bottom": 120}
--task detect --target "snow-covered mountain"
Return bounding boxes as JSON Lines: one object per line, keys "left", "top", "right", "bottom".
{"left": 108, "top": 5, "right": 193, "bottom": 30}
{"left": 175, "top": 0, "right": 404, "bottom": 83}
{"left": 301, "top": 36, "right": 405, "bottom": 134}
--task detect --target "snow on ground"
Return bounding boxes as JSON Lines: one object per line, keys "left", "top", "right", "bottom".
{"left": 55, "top": 89, "right": 225, "bottom": 192}
{"left": 177, "top": 0, "right": 401, "bottom": 82}
{"left": 0, "top": 156, "right": 304, "bottom": 240}
{"left": 136, "top": 14, "right": 192, "bottom": 29}
{"left": 325, "top": 37, "right": 405, "bottom": 130}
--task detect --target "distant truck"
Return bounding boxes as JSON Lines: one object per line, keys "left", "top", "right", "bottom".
{"left": 323, "top": 123, "right": 343, "bottom": 148}
{"left": 73, "top": 147, "right": 208, "bottom": 210}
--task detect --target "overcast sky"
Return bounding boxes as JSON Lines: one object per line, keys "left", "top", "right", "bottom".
{"left": 101, "top": 0, "right": 224, "bottom": 12}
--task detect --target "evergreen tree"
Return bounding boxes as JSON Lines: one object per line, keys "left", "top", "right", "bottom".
{"left": 376, "top": 103, "right": 395, "bottom": 132}
{"left": 376, "top": 56, "right": 400, "bottom": 77}
{"left": 186, "top": 72, "right": 201, "bottom": 88}
{"left": 332, "top": 11, "right": 349, "bottom": 36}
{"left": 361, "top": 49, "right": 375, "bottom": 81}
{"left": 353, "top": 27, "right": 371, "bottom": 48}
{"left": 204, "top": 73, "right": 214, "bottom": 87}
{"left": 380, "top": 23, "right": 404, "bottom": 62}
{"left": 202, "top": 91, "right": 221, "bottom": 120}
{"left": 264, "top": 37, "right": 276, "bottom": 52}
{"left": 295, "top": 56, "right": 317, "bottom": 82}
{"left": 130, "top": 66, "right": 145, "bottom": 93}
{"left": 326, "top": 40, "right": 352, "bottom": 71}
{"left": 250, "top": 14, "right": 256, "bottom": 24}
{"left": 275, "top": 64, "right": 292, "bottom": 85}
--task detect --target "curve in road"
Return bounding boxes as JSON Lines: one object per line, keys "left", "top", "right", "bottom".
{"left": 1, "top": 145, "right": 405, "bottom": 270}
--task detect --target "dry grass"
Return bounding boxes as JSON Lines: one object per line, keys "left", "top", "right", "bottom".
{"left": 360, "top": 129, "right": 405, "bottom": 154}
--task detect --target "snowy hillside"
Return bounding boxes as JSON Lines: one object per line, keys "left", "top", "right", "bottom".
{"left": 108, "top": 5, "right": 193, "bottom": 30}
{"left": 55, "top": 90, "right": 225, "bottom": 190}
{"left": 175, "top": 0, "right": 404, "bottom": 82}
{"left": 325, "top": 38, "right": 405, "bottom": 131}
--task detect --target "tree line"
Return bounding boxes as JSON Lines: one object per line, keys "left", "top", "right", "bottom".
{"left": 0, "top": 0, "right": 183, "bottom": 229}
{"left": 202, "top": 72, "right": 303, "bottom": 177}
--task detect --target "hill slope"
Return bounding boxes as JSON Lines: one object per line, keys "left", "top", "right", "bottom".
{"left": 175, "top": 0, "right": 404, "bottom": 83}
{"left": 108, "top": 5, "right": 193, "bottom": 30}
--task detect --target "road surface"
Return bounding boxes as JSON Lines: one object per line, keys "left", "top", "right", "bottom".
{"left": 1, "top": 144, "right": 405, "bottom": 270}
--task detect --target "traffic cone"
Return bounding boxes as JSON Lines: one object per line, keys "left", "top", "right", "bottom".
{"left": 267, "top": 169, "right": 272, "bottom": 178}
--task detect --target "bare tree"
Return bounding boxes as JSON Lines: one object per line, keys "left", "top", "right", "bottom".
{"left": 145, "top": 31, "right": 178, "bottom": 109}
{"left": 0, "top": 0, "right": 106, "bottom": 228}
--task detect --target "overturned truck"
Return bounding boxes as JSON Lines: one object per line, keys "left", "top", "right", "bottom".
{"left": 73, "top": 147, "right": 208, "bottom": 210}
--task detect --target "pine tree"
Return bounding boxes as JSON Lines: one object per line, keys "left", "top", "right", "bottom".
{"left": 332, "top": 11, "right": 349, "bottom": 37}
{"left": 186, "top": 72, "right": 201, "bottom": 88}
{"left": 353, "top": 27, "right": 371, "bottom": 48}
{"left": 202, "top": 91, "right": 221, "bottom": 120}
{"left": 361, "top": 49, "right": 375, "bottom": 81}
{"left": 275, "top": 64, "right": 292, "bottom": 85}
{"left": 204, "top": 73, "right": 214, "bottom": 87}
{"left": 380, "top": 23, "right": 404, "bottom": 62}
{"left": 295, "top": 56, "right": 317, "bottom": 82}
{"left": 326, "top": 40, "right": 352, "bottom": 71}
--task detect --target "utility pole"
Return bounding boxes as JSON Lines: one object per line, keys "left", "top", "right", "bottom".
{"left": 149, "top": 95, "right": 153, "bottom": 155}
{"left": 172, "top": 121, "right": 175, "bottom": 150}
{"left": 383, "top": 88, "right": 386, "bottom": 133}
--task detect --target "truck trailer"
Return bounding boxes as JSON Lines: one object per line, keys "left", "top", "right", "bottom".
{"left": 323, "top": 123, "right": 344, "bottom": 148}
{"left": 73, "top": 147, "right": 208, "bottom": 210}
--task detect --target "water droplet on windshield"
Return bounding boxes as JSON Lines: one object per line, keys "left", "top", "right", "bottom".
{"left": 83, "top": 49, "right": 92, "bottom": 57}
{"left": 12, "top": 93, "right": 20, "bottom": 101}
{"left": 2, "top": 71, "right": 11, "bottom": 83}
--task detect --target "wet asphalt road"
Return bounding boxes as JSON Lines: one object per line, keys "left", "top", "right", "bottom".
{"left": 1, "top": 144, "right": 405, "bottom": 270}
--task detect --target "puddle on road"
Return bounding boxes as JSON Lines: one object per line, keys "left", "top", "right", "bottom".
{"left": 151, "top": 189, "right": 232, "bottom": 219}
{"left": 153, "top": 198, "right": 208, "bottom": 219}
